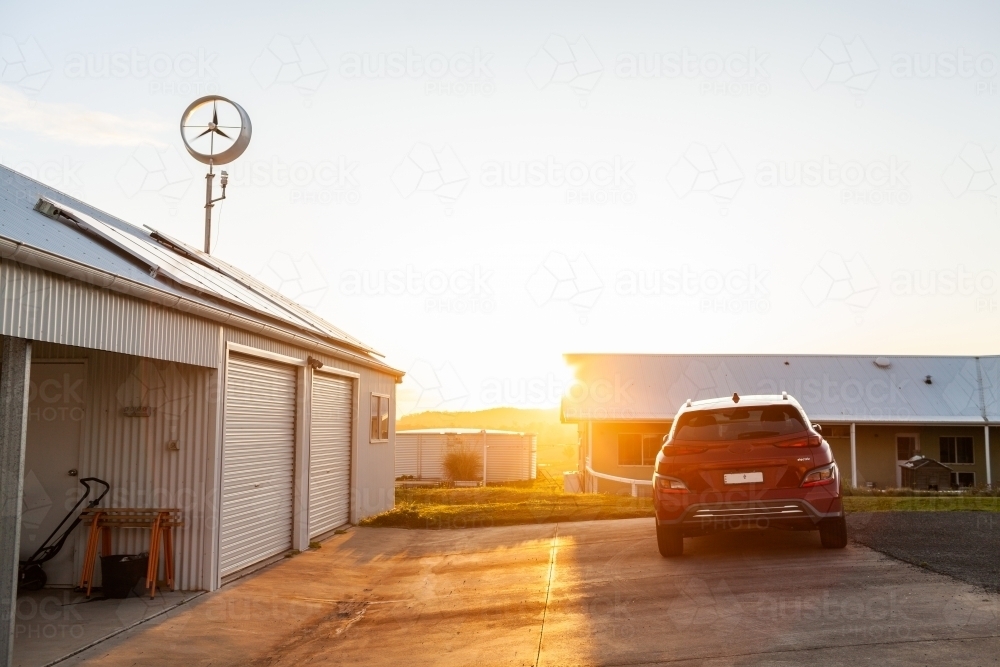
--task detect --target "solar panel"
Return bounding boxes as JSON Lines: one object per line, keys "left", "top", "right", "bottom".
{"left": 144, "top": 224, "right": 373, "bottom": 352}
{"left": 44, "top": 198, "right": 326, "bottom": 337}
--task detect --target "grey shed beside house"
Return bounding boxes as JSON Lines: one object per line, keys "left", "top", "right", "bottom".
{"left": 0, "top": 165, "right": 402, "bottom": 662}
{"left": 899, "top": 457, "right": 953, "bottom": 490}
{"left": 395, "top": 429, "right": 537, "bottom": 482}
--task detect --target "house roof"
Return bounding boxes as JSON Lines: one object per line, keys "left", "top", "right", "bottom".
{"left": 0, "top": 165, "right": 399, "bottom": 373}
{"left": 562, "top": 353, "right": 1000, "bottom": 425}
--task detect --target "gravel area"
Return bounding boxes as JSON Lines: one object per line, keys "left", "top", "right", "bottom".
{"left": 848, "top": 511, "right": 1000, "bottom": 592}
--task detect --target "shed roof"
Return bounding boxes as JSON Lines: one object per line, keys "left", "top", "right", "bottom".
{"left": 899, "top": 456, "right": 953, "bottom": 471}
{"left": 562, "top": 353, "right": 1000, "bottom": 425}
{"left": 0, "top": 165, "right": 398, "bottom": 373}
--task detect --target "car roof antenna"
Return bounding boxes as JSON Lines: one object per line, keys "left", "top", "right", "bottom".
{"left": 732, "top": 392, "right": 740, "bottom": 403}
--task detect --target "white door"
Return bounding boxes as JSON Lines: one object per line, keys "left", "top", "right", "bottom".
{"left": 20, "top": 362, "right": 86, "bottom": 586}
{"left": 220, "top": 354, "right": 296, "bottom": 577}
{"left": 309, "top": 373, "right": 353, "bottom": 537}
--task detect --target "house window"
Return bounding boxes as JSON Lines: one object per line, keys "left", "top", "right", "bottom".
{"left": 370, "top": 393, "right": 389, "bottom": 442}
{"left": 952, "top": 472, "right": 975, "bottom": 488}
{"left": 939, "top": 436, "right": 973, "bottom": 464}
{"left": 825, "top": 425, "right": 851, "bottom": 439}
{"left": 896, "top": 435, "right": 918, "bottom": 460}
{"left": 618, "top": 434, "right": 663, "bottom": 466}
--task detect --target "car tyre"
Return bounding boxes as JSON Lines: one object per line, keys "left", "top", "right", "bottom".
{"left": 819, "top": 516, "right": 848, "bottom": 549}
{"left": 656, "top": 524, "right": 683, "bottom": 557}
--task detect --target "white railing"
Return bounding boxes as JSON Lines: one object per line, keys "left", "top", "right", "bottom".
{"left": 585, "top": 465, "right": 653, "bottom": 497}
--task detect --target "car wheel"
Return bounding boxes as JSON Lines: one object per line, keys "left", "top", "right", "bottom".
{"left": 656, "top": 524, "right": 683, "bottom": 557}
{"left": 819, "top": 516, "right": 848, "bottom": 549}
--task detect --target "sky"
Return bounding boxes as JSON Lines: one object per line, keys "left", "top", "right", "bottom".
{"left": 1, "top": 1, "right": 999, "bottom": 414}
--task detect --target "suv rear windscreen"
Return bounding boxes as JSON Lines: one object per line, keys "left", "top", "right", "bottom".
{"left": 673, "top": 405, "right": 807, "bottom": 441}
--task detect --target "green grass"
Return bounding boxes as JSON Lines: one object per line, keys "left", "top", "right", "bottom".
{"left": 844, "top": 495, "right": 1000, "bottom": 512}
{"left": 359, "top": 480, "right": 653, "bottom": 529}
{"left": 358, "top": 481, "right": 1000, "bottom": 530}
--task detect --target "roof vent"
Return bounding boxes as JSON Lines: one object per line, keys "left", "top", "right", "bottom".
{"left": 873, "top": 357, "right": 892, "bottom": 369}
{"left": 924, "top": 375, "right": 932, "bottom": 385}
{"left": 732, "top": 392, "right": 740, "bottom": 403}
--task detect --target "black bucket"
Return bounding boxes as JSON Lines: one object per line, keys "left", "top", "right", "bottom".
{"left": 100, "top": 553, "right": 148, "bottom": 598}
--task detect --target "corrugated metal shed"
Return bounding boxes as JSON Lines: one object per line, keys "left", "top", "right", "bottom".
{"left": 563, "top": 353, "right": 1000, "bottom": 424}
{"left": 395, "top": 429, "right": 537, "bottom": 482}
{"left": 1, "top": 162, "right": 404, "bottom": 598}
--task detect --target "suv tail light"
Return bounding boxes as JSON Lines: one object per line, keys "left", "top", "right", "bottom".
{"left": 775, "top": 434, "right": 822, "bottom": 448}
{"left": 663, "top": 445, "right": 706, "bottom": 456}
{"left": 801, "top": 462, "right": 837, "bottom": 487}
{"left": 654, "top": 474, "right": 689, "bottom": 494}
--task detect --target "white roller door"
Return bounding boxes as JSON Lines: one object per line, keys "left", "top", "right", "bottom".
{"left": 220, "top": 354, "right": 297, "bottom": 576}
{"left": 309, "top": 373, "right": 353, "bottom": 536}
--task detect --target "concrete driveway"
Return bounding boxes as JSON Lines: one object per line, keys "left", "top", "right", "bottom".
{"left": 60, "top": 518, "right": 1000, "bottom": 666}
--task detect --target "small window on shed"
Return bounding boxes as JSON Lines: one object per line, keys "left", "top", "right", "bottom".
{"left": 380, "top": 397, "right": 389, "bottom": 440}
{"left": 370, "top": 393, "right": 389, "bottom": 443}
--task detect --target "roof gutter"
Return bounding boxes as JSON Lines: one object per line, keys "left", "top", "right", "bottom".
{"left": 0, "top": 236, "right": 404, "bottom": 379}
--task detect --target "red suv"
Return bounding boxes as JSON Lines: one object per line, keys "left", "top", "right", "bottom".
{"left": 653, "top": 393, "right": 846, "bottom": 556}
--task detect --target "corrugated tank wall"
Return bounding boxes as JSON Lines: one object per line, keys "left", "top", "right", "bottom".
{"left": 1, "top": 260, "right": 219, "bottom": 368}
{"left": 33, "top": 342, "right": 215, "bottom": 591}
{"left": 484, "top": 434, "right": 536, "bottom": 483}
{"left": 396, "top": 432, "right": 537, "bottom": 482}
{"left": 529, "top": 435, "right": 537, "bottom": 480}
{"left": 421, "top": 434, "right": 447, "bottom": 478}
{"left": 395, "top": 433, "right": 419, "bottom": 477}
{"left": 223, "top": 327, "right": 397, "bottom": 520}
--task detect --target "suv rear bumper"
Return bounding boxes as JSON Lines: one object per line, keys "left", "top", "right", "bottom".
{"left": 656, "top": 498, "right": 843, "bottom": 531}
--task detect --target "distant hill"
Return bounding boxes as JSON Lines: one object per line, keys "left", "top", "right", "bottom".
{"left": 397, "top": 407, "right": 580, "bottom": 475}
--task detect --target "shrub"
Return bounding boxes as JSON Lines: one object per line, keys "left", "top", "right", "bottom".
{"left": 443, "top": 447, "right": 482, "bottom": 481}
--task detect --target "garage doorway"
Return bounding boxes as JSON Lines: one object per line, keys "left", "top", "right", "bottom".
{"left": 220, "top": 354, "right": 297, "bottom": 577}
{"left": 20, "top": 361, "right": 86, "bottom": 587}
{"left": 309, "top": 372, "right": 354, "bottom": 537}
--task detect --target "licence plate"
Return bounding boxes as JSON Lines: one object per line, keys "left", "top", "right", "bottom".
{"left": 724, "top": 472, "right": 764, "bottom": 485}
